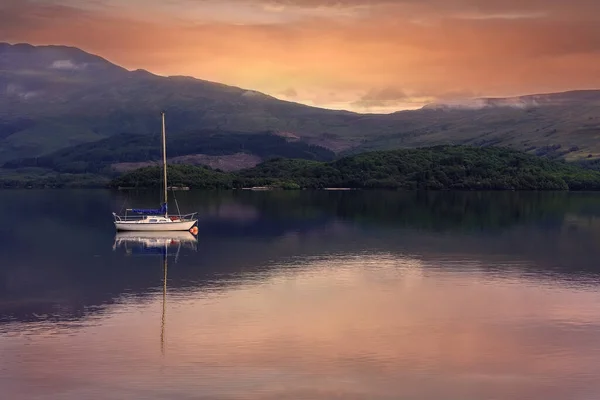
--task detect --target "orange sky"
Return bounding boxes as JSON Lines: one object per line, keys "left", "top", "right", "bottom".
{"left": 2, "top": 0, "right": 600, "bottom": 112}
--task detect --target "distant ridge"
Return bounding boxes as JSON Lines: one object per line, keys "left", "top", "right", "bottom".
{"left": 1, "top": 42, "right": 600, "bottom": 167}
{"left": 423, "top": 90, "right": 600, "bottom": 111}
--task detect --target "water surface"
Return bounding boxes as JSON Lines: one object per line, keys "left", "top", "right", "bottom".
{"left": 1, "top": 190, "right": 600, "bottom": 400}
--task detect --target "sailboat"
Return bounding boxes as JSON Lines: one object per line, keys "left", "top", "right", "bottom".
{"left": 113, "top": 112, "right": 198, "bottom": 231}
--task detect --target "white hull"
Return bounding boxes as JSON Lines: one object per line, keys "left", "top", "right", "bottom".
{"left": 115, "top": 219, "right": 197, "bottom": 232}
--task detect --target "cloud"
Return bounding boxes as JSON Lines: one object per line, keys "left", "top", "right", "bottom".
{"left": 352, "top": 87, "right": 409, "bottom": 108}
{"left": 5, "top": 84, "right": 40, "bottom": 100}
{"left": 280, "top": 87, "right": 298, "bottom": 98}
{"left": 185, "top": 0, "right": 600, "bottom": 22}
{"left": 454, "top": 11, "right": 548, "bottom": 20}
{"left": 23, "top": 0, "right": 600, "bottom": 24}
{"left": 247, "top": 0, "right": 599, "bottom": 14}
{"left": 49, "top": 59, "right": 87, "bottom": 70}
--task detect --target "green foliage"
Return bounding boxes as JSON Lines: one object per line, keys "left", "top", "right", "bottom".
{"left": 575, "top": 158, "right": 600, "bottom": 172}
{"left": 111, "top": 165, "right": 235, "bottom": 189}
{"left": 0, "top": 168, "right": 108, "bottom": 188}
{"left": 110, "top": 146, "right": 600, "bottom": 191}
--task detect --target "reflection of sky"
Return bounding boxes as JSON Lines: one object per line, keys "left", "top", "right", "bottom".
{"left": 2, "top": 190, "right": 600, "bottom": 398}
{"left": 2, "top": 255, "right": 600, "bottom": 399}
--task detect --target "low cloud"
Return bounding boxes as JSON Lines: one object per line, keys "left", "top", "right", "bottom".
{"left": 280, "top": 87, "right": 298, "bottom": 98}
{"left": 423, "top": 97, "right": 541, "bottom": 111}
{"left": 352, "top": 87, "right": 409, "bottom": 108}
{"left": 454, "top": 11, "right": 548, "bottom": 20}
{"left": 50, "top": 59, "right": 87, "bottom": 70}
{"left": 5, "top": 83, "right": 40, "bottom": 100}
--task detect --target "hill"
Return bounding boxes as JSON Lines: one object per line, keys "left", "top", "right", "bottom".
{"left": 110, "top": 146, "right": 600, "bottom": 191}
{"left": 0, "top": 42, "right": 360, "bottom": 164}
{"left": 2, "top": 131, "right": 336, "bottom": 175}
{"left": 1, "top": 42, "right": 600, "bottom": 170}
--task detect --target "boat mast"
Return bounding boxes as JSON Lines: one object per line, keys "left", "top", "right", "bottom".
{"left": 161, "top": 111, "right": 168, "bottom": 217}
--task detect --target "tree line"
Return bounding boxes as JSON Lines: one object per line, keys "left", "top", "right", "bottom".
{"left": 110, "top": 146, "right": 600, "bottom": 191}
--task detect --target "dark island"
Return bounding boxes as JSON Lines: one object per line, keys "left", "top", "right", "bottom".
{"left": 109, "top": 146, "right": 600, "bottom": 191}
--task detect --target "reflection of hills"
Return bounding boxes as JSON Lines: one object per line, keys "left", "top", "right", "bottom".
{"left": 1, "top": 190, "right": 600, "bottom": 327}
{"left": 102, "top": 190, "right": 600, "bottom": 234}
{"left": 230, "top": 190, "right": 600, "bottom": 232}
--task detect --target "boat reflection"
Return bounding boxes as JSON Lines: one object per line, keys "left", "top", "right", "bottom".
{"left": 113, "top": 231, "right": 198, "bottom": 255}
{"left": 112, "top": 231, "right": 198, "bottom": 354}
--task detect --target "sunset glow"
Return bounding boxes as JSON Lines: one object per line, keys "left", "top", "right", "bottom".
{"left": 2, "top": 0, "right": 599, "bottom": 112}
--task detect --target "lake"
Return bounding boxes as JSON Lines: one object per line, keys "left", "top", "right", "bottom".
{"left": 1, "top": 190, "right": 600, "bottom": 400}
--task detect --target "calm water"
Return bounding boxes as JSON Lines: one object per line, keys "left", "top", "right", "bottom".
{"left": 1, "top": 190, "right": 600, "bottom": 400}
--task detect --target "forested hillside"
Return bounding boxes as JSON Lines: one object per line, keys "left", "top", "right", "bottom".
{"left": 3, "top": 131, "right": 335, "bottom": 174}
{"left": 111, "top": 146, "right": 600, "bottom": 191}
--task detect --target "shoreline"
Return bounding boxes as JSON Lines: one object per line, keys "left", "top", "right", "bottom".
{"left": 3, "top": 186, "right": 600, "bottom": 192}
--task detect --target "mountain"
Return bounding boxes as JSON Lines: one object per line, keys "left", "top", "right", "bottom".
{"left": 1, "top": 42, "right": 600, "bottom": 171}
{"left": 0, "top": 42, "right": 362, "bottom": 164}
{"left": 363, "top": 90, "right": 600, "bottom": 161}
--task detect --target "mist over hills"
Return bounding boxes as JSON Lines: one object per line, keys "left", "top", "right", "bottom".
{"left": 1, "top": 42, "right": 600, "bottom": 171}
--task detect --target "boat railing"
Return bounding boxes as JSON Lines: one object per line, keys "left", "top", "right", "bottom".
{"left": 112, "top": 212, "right": 198, "bottom": 222}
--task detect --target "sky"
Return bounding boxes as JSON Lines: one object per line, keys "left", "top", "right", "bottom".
{"left": 2, "top": 0, "right": 600, "bottom": 113}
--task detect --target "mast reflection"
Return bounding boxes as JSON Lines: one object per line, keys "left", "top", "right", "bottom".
{"left": 112, "top": 232, "right": 198, "bottom": 354}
